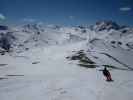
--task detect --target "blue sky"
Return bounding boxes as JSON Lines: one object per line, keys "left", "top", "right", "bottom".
{"left": 0, "top": 0, "right": 133, "bottom": 26}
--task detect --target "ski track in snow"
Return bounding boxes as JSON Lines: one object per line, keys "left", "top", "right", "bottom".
{"left": 0, "top": 42, "right": 133, "bottom": 100}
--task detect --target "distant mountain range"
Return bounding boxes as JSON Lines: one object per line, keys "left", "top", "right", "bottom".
{"left": 0, "top": 21, "right": 133, "bottom": 52}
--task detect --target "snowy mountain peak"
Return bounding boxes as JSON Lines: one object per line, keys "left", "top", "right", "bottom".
{"left": 22, "top": 23, "right": 44, "bottom": 32}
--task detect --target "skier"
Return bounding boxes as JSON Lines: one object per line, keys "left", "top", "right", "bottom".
{"left": 102, "top": 67, "right": 113, "bottom": 81}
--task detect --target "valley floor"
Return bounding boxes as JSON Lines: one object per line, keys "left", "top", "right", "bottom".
{"left": 0, "top": 42, "right": 133, "bottom": 100}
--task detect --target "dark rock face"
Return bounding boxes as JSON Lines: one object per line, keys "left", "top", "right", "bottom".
{"left": 0, "top": 32, "right": 15, "bottom": 52}
{"left": 66, "top": 50, "right": 96, "bottom": 68}
{"left": 78, "top": 25, "right": 85, "bottom": 29}
{"left": 126, "top": 42, "right": 133, "bottom": 49}
{"left": 0, "top": 25, "right": 8, "bottom": 30}
{"left": 0, "top": 36, "right": 11, "bottom": 51}
{"left": 23, "top": 24, "right": 39, "bottom": 31}
{"left": 93, "top": 20, "right": 121, "bottom": 31}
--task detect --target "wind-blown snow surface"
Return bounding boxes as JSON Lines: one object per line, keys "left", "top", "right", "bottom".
{"left": 0, "top": 21, "right": 133, "bottom": 100}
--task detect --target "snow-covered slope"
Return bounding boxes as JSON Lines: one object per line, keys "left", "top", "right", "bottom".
{"left": 0, "top": 42, "right": 133, "bottom": 100}
{"left": 0, "top": 21, "right": 133, "bottom": 100}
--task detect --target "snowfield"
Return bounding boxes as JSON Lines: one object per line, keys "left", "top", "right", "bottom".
{"left": 0, "top": 21, "right": 133, "bottom": 100}
{"left": 0, "top": 41, "right": 133, "bottom": 100}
